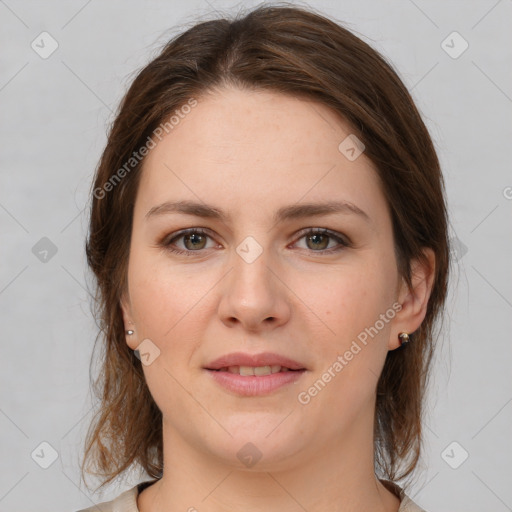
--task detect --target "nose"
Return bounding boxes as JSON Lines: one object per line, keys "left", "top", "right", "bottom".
{"left": 217, "top": 246, "right": 292, "bottom": 333}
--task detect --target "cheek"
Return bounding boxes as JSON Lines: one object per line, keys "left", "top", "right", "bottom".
{"left": 309, "top": 261, "right": 394, "bottom": 344}
{"left": 295, "top": 264, "right": 395, "bottom": 426}
{"left": 126, "top": 256, "right": 209, "bottom": 409}
{"left": 127, "top": 249, "right": 215, "bottom": 361}
{"left": 128, "top": 246, "right": 190, "bottom": 326}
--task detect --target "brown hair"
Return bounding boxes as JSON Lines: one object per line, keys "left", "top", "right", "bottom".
{"left": 82, "top": 2, "right": 450, "bottom": 491}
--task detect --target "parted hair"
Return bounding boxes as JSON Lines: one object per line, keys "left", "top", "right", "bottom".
{"left": 82, "top": 2, "right": 450, "bottom": 491}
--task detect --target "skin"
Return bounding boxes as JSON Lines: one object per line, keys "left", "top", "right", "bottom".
{"left": 121, "top": 86, "right": 435, "bottom": 512}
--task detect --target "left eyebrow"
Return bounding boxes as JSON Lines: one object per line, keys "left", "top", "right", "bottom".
{"left": 273, "top": 201, "right": 371, "bottom": 224}
{"left": 145, "top": 199, "right": 371, "bottom": 225}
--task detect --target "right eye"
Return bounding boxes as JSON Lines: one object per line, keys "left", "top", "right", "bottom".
{"left": 162, "top": 228, "right": 219, "bottom": 255}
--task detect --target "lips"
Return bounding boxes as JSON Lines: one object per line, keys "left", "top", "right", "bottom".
{"left": 204, "top": 351, "right": 307, "bottom": 396}
{"left": 204, "top": 351, "right": 307, "bottom": 371}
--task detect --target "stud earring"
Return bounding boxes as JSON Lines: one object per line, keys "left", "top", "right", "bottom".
{"left": 126, "top": 330, "right": 134, "bottom": 335}
{"left": 398, "top": 332, "right": 410, "bottom": 345}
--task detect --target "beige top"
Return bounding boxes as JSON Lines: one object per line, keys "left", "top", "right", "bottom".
{"left": 76, "top": 478, "right": 427, "bottom": 512}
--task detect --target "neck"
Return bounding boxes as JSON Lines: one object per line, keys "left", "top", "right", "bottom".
{"left": 138, "top": 405, "right": 400, "bottom": 512}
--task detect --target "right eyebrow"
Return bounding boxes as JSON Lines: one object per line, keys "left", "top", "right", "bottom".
{"left": 145, "top": 200, "right": 224, "bottom": 221}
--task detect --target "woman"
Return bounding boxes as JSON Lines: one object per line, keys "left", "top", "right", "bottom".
{"left": 78, "top": 4, "right": 449, "bottom": 511}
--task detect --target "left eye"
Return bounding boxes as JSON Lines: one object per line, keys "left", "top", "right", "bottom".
{"left": 293, "top": 229, "right": 349, "bottom": 252}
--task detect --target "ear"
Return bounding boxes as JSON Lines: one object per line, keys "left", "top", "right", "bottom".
{"left": 389, "top": 247, "right": 436, "bottom": 350}
{"left": 120, "top": 290, "right": 138, "bottom": 350}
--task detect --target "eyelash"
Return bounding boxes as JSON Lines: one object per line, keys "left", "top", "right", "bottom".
{"left": 160, "top": 227, "right": 351, "bottom": 257}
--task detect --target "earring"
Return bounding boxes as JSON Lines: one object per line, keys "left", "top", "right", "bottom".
{"left": 126, "top": 330, "right": 134, "bottom": 335}
{"left": 398, "top": 332, "right": 410, "bottom": 345}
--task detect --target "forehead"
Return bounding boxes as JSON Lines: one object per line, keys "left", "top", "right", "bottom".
{"left": 135, "top": 87, "right": 388, "bottom": 227}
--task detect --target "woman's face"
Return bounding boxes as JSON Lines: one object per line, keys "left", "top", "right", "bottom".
{"left": 121, "top": 86, "right": 413, "bottom": 470}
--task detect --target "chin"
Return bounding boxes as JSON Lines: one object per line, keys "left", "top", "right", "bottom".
{"left": 206, "top": 425, "right": 307, "bottom": 471}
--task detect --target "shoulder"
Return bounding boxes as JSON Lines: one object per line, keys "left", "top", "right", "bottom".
{"left": 77, "top": 478, "right": 428, "bottom": 512}
{"left": 74, "top": 481, "right": 150, "bottom": 512}
{"left": 380, "top": 479, "right": 429, "bottom": 512}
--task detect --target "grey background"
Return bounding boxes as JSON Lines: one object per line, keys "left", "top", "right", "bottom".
{"left": 1, "top": 1, "right": 511, "bottom": 511}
